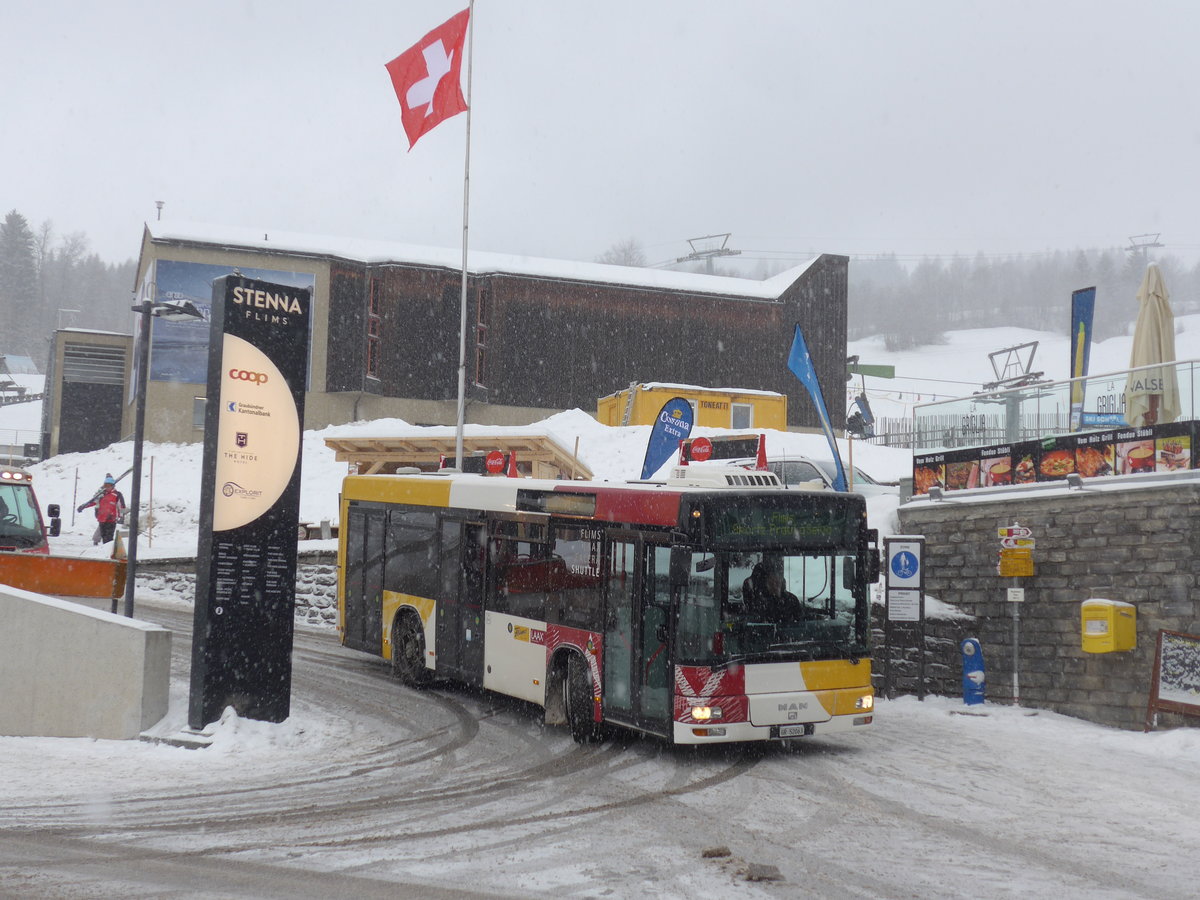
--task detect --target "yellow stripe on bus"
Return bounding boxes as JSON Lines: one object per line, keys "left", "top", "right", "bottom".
{"left": 797, "top": 659, "right": 873, "bottom": 716}
{"left": 343, "top": 475, "right": 452, "bottom": 507}
{"left": 381, "top": 590, "right": 437, "bottom": 659}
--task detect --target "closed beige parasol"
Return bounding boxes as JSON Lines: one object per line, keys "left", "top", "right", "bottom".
{"left": 1124, "top": 263, "right": 1178, "bottom": 426}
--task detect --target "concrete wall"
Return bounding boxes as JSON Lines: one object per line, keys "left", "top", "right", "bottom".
{"left": 895, "top": 479, "right": 1200, "bottom": 730}
{"left": 0, "top": 585, "right": 171, "bottom": 739}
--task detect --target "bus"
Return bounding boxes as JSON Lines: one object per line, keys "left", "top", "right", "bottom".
{"left": 338, "top": 464, "right": 879, "bottom": 745}
{"left": 0, "top": 465, "right": 59, "bottom": 554}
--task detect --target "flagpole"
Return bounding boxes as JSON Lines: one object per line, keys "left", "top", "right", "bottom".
{"left": 454, "top": 0, "right": 476, "bottom": 470}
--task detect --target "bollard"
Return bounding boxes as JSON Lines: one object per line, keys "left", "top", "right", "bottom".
{"left": 961, "top": 637, "right": 985, "bottom": 705}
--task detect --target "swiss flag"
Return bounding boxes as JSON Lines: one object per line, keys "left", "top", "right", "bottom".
{"left": 385, "top": 9, "right": 471, "bottom": 149}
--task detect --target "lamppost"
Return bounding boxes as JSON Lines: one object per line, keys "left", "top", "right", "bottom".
{"left": 122, "top": 296, "right": 204, "bottom": 618}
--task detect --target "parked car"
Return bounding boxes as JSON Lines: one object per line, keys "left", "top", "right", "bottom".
{"left": 727, "top": 455, "right": 896, "bottom": 497}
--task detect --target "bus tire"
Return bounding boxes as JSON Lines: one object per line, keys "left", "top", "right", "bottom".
{"left": 564, "top": 653, "right": 603, "bottom": 743}
{"left": 391, "top": 611, "right": 431, "bottom": 687}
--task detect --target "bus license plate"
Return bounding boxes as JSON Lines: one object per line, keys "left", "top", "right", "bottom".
{"left": 778, "top": 724, "right": 808, "bottom": 738}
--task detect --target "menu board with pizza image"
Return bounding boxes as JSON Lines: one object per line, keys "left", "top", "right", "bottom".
{"left": 1036, "top": 436, "right": 1077, "bottom": 482}
{"left": 915, "top": 421, "right": 1195, "bottom": 496}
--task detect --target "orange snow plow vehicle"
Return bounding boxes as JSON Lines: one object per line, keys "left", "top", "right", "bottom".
{"left": 0, "top": 465, "right": 59, "bottom": 553}
{"left": 0, "top": 465, "right": 126, "bottom": 600}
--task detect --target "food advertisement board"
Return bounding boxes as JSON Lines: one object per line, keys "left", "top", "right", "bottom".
{"left": 943, "top": 448, "right": 982, "bottom": 492}
{"left": 912, "top": 452, "right": 945, "bottom": 496}
{"left": 914, "top": 421, "right": 1196, "bottom": 494}
{"left": 979, "top": 444, "right": 1013, "bottom": 487}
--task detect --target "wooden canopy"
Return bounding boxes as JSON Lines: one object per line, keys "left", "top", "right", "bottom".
{"left": 322, "top": 433, "right": 594, "bottom": 481}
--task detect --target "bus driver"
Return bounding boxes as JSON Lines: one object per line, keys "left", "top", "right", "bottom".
{"left": 742, "top": 559, "right": 799, "bottom": 616}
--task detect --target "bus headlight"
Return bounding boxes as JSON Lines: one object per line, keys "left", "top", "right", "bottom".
{"left": 691, "top": 706, "right": 723, "bottom": 721}
{"left": 855, "top": 694, "right": 874, "bottom": 711}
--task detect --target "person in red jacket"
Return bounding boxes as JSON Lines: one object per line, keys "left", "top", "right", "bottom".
{"left": 79, "top": 474, "right": 126, "bottom": 545}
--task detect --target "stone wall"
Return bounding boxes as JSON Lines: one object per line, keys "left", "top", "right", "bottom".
{"left": 137, "top": 550, "right": 339, "bottom": 627}
{"left": 870, "top": 610, "right": 977, "bottom": 699}
{"left": 894, "top": 481, "right": 1200, "bottom": 730}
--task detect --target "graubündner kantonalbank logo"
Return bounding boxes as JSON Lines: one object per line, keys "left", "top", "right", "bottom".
{"left": 230, "top": 285, "right": 306, "bottom": 325}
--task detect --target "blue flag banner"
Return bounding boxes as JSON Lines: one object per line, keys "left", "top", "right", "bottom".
{"left": 786, "top": 324, "right": 848, "bottom": 491}
{"left": 640, "top": 397, "right": 694, "bottom": 479}
{"left": 1069, "top": 286, "right": 1097, "bottom": 432}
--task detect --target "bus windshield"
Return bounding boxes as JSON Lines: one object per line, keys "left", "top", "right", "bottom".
{"left": 0, "top": 483, "right": 45, "bottom": 550}
{"left": 675, "top": 548, "right": 868, "bottom": 665}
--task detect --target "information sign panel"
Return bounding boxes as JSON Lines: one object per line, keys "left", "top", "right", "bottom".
{"left": 888, "top": 589, "right": 921, "bottom": 622}
{"left": 189, "top": 275, "right": 312, "bottom": 729}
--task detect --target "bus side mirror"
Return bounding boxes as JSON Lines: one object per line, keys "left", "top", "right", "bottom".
{"left": 865, "top": 528, "right": 880, "bottom": 583}
{"left": 47, "top": 504, "right": 61, "bottom": 537}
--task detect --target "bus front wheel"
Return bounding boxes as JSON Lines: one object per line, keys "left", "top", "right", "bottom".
{"left": 391, "top": 612, "right": 431, "bottom": 687}
{"left": 564, "top": 653, "right": 603, "bottom": 743}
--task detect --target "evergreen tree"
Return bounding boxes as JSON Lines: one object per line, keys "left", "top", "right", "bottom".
{"left": 0, "top": 210, "right": 39, "bottom": 353}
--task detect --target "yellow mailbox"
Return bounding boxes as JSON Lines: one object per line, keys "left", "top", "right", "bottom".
{"left": 1080, "top": 599, "right": 1136, "bottom": 653}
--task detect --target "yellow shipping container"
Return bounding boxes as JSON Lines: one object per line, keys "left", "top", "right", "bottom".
{"left": 597, "top": 383, "right": 787, "bottom": 430}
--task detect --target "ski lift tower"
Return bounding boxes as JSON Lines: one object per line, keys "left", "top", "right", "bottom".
{"left": 978, "top": 341, "right": 1047, "bottom": 443}
{"left": 676, "top": 233, "right": 741, "bottom": 274}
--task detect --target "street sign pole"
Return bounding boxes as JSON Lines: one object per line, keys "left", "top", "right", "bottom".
{"left": 998, "top": 521, "right": 1032, "bottom": 707}
{"left": 884, "top": 535, "right": 926, "bottom": 701}
{"left": 1012, "top": 577, "right": 1021, "bottom": 706}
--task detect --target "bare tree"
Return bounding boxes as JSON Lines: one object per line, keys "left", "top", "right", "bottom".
{"left": 596, "top": 238, "right": 647, "bottom": 267}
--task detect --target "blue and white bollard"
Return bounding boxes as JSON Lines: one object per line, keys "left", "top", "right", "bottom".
{"left": 961, "top": 637, "right": 985, "bottom": 705}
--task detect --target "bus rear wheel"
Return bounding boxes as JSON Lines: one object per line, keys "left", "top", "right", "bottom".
{"left": 564, "top": 653, "right": 603, "bottom": 743}
{"left": 391, "top": 612, "right": 431, "bottom": 687}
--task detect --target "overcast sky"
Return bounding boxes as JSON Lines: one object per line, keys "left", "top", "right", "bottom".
{"left": 6, "top": 1, "right": 1200, "bottom": 269}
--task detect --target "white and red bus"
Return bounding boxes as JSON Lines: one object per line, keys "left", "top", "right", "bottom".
{"left": 0, "top": 465, "right": 59, "bottom": 554}
{"left": 338, "top": 464, "right": 879, "bottom": 744}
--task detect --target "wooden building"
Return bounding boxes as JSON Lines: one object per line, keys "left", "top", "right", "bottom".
{"left": 124, "top": 224, "right": 848, "bottom": 444}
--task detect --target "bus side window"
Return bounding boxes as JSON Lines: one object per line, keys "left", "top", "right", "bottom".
{"left": 385, "top": 507, "right": 439, "bottom": 598}
{"left": 551, "top": 527, "right": 603, "bottom": 631}
{"left": 492, "top": 534, "right": 553, "bottom": 620}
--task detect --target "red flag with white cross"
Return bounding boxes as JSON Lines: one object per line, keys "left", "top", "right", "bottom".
{"left": 385, "top": 9, "right": 471, "bottom": 150}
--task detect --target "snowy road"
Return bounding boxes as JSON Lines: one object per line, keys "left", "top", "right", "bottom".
{"left": 2, "top": 597, "right": 1198, "bottom": 899}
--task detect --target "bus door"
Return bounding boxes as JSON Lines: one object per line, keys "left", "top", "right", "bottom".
{"left": 436, "top": 518, "right": 485, "bottom": 684}
{"left": 343, "top": 504, "right": 386, "bottom": 654}
{"left": 602, "top": 535, "right": 673, "bottom": 735}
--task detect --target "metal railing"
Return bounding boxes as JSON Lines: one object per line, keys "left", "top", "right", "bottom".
{"left": 911, "top": 358, "right": 1199, "bottom": 453}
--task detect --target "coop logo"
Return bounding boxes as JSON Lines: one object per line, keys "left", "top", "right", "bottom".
{"left": 221, "top": 481, "right": 263, "bottom": 499}
{"left": 229, "top": 369, "right": 268, "bottom": 384}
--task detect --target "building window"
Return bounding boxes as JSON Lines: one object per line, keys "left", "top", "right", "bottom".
{"left": 367, "top": 278, "right": 382, "bottom": 380}
{"left": 193, "top": 397, "right": 206, "bottom": 430}
{"left": 731, "top": 402, "right": 753, "bottom": 430}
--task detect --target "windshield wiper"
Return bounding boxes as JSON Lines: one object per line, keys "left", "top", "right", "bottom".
{"left": 768, "top": 638, "right": 865, "bottom": 663}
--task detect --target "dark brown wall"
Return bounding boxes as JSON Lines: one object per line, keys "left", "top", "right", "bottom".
{"left": 326, "top": 255, "right": 849, "bottom": 428}
{"left": 326, "top": 264, "right": 368, "bottom": 393}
